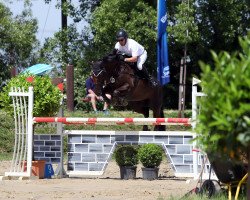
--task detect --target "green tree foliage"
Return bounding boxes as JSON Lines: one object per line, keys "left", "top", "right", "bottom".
{"left": 0, "top": 1, "right": 39, "bottom": 85}
{"left": 90, "top": 0, "right": 157, "bottom": 72}
{"left": 39, "top": 0, "right": 158, "bottom": 109}
{"left": 39, "top": 24, "right": 92, "bottom": 71}
{"left": 38, "top": 25, "right": 91, "bottom": 109}
{"left": 168, "top": 0, "right": 199, "bottom": 45}
{"left": 0, "top": 74, "right": 62, "bottom": 117}
{"left": 166, "top": 0, "right": 199, "bottom": 108}
{"left": 67, "top": 0, "right": 101, "bottom": 23}
{"left": 196, "top": 0, "right": 250, "bottom": 57}
{"left": 197, "top": 35, "right": 250, "bottom": 159}
{"left": 0, "top": 110, "right": 15, "bottom": 153}
{"left": 39, "top": 0, "right": 249, "bottom": 109}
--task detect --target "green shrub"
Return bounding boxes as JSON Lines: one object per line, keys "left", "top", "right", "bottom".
{"left": 0, "top": 110, "right": 15, "bottom": 153}
{"left": 138, "top": 143, "right": 163, "bottom": 168}
{"left": 197, "top": 35, "right": 250, "bottom": 159}
{"left": 114, "top": 145, "right": 138, "bottom": 166}
{"left": 0, "top": 74, "right": 62, "bottom": 117}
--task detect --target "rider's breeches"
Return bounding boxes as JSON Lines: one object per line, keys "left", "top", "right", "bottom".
{"left": 137, "top": 50, "right": 147, "bottom": 70}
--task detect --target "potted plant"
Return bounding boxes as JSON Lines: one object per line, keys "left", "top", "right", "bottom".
{"left": 114, "top": 144, "right": 138, "bottom": 180}
{"left": 138, "top": 143, "right": 163, "bottom": 180}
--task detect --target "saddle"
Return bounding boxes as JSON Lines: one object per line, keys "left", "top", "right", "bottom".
{"left": 118, "top": 53, "right": 146, "bottom": 80}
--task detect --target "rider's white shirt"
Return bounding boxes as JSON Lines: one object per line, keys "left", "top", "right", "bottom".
{"left": 115, "top": 38, "right": 145, "bottom": 57}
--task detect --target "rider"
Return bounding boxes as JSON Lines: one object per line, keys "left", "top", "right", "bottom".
{"left": 114, "top": 29, "right": 158, "bottom": 87}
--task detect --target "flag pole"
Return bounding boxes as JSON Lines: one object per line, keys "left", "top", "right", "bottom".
{"left": 157, "top": 0, "right": 170, "bottom": 86}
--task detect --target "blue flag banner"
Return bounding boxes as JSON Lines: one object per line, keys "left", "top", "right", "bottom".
{"left": 157, "top": 0, "right": 170, "bottom": 85}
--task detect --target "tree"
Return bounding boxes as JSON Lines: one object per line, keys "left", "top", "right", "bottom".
{"left": 168, "top": 0, "right": 199, "bottom": 46}
{"left": 166, "top": 0, "right": 249, "bottom": 109}
{"left": 39, "top": 0, "right": 249, "bottom": 110}
{"left": 196, "top": 0, "right": 250, "bottom": 59}
{"left": 38, "top": 24, "right": 93, "bottom": 109}
{"left": 90, "top": 0, "right": 157, "bottom": 73}
{"left": 167, "top": 0, "right": 199, "bottom": 113}
{"left": 0, "top": 1, "right": 39, "bottom": 81}
{"left": 197, "top": 35, "right": 250, "bottom": 197}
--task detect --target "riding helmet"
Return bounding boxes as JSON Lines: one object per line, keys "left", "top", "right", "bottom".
{"left": 116, "top": 29, "right": 128, "bottom": 40}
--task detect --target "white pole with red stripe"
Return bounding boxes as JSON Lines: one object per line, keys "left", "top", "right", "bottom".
{"left": 33, "top": 117, "right": 192, "bottom": 126}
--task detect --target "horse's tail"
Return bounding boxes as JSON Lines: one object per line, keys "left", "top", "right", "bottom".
{"left": 160, "top": 106, "right": 166, "bottom": 131}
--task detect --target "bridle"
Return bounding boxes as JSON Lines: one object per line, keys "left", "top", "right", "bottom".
{"left": 92, "top": 53, "right": 138, "bottom": 101}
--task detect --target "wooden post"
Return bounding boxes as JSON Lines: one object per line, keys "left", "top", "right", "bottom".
{"left": 66, "top": 64, "right": 74, "bottom": 112}
{"left": 178, "top": 58, "right": 184, "bottom": 118}
{"left": 10, "top": 67, "right": 17, "bottom": 77}
{"left": 182, "top": 44, "right": 187, "bottom": 115}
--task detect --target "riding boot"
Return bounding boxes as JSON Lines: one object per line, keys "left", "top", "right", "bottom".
{"left": 140, "top": 67, "right": 158, "bottom": 87}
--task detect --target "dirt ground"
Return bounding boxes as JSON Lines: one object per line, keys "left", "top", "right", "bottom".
{"left": 0, "top": 160, "right": 197, "bottom": 200}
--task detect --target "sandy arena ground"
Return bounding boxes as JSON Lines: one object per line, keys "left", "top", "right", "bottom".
{"left": 0, "top": 160, "right": 197, "bottom": 200}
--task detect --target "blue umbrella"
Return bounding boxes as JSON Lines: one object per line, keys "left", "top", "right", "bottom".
{"left": 22, "top": 64, "right": 54, "bottom": 75}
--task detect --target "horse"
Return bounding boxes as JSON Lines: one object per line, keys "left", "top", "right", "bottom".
{"left": 92, "top": 51, "right": 165, "bottom": 131}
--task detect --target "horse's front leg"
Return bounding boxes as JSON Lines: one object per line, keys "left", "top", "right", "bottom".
{"left": 113, "top": 83, "right": 130, "bottom": 97}
{"left": 113, "top": 83, "right": 130, "bottom": 106}
{"left": 101, "top": 86, "right": 112, "bottom": 104}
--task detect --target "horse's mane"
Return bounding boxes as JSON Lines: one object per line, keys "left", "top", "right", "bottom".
{"left": 104, "top": 50, "right": 135, "bottom": 74}
{"left": 92, "top": 49, "right": 136, "bottom": 78}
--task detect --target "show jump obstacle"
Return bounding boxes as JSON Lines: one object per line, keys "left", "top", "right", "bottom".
{"left": 4, "top": 87, "right": 34, "bottom": 178}
{"left": 33, "top": 117, "right": 191, "bottom": 125}
{"left": 4, "top": 78, "right": 208, "bottom": 179}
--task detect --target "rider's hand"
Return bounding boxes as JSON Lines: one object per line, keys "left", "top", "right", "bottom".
{"left": 99, "top": 96, "right": 104, "bottom": 101}
{"left": 97, "top": 96, "right": 104, "bottom": 101}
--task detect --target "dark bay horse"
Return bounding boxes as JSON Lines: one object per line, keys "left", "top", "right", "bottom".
{"left": 92, "top": 51, "right": 165, "bottom": 131}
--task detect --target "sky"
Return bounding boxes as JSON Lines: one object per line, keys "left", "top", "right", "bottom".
{"left": 2, "top": 0, "right": 81, "bottom": 44}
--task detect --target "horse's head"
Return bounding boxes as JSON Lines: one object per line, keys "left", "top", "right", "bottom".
{"left": 91, "top": 50, "right": 133, "bottom": 97}
{"left": 91, "top": 60, "right": 105, "bottom": 96}
{"left": 92, "top": 60, "right": 103, "bottom": 78}
{"left": 102, "top": 49, "right": 121, "bottom": 64}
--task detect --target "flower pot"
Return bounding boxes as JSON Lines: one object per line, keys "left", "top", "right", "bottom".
{"left": 120, "top": 166, "right": 137, "bottom": 180}
{"left": 141, "top": 167, "right": 159, "bottom": 180}
{"left": 23, "top": 160, "right": 46, "bottom": 179}
{"left": 138, "top": 143, "right": 163, "bottom": 180}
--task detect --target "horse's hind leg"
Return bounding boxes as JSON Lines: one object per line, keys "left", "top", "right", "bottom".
{"left": 142, "top": 107, "right": 150, "bottom": 131}
{"left": 129, "top": 101, "right": 150, "bottom": 131}
{"left": 159, "top": 107, "right": 166, "bottom": 131}
{"left": 153, "top": 106, "right": 166, "bottom": 131}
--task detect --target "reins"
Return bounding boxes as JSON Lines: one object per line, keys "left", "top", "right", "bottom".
{"left": 92, "top": 53, "right": 140, "bottom": 102}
